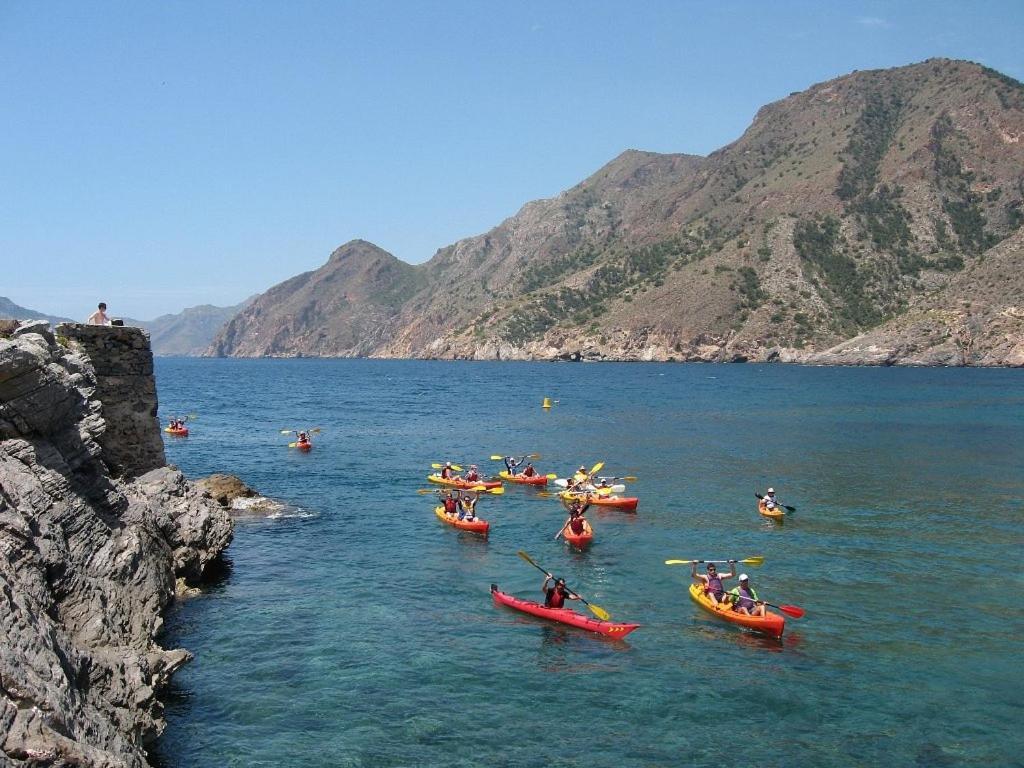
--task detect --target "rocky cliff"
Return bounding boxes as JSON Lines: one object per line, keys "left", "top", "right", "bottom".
{"left": 207, "top": 59, "right": 1024, "bottom": 366}
{"left": 0, "top": 322, "right": 232, "bottom": 766}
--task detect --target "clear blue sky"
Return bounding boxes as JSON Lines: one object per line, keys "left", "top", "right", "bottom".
{"left": 2, "top": 1, "right": 1021, "bottom": 320}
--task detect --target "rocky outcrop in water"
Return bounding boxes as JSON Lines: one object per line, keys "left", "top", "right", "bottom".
{"left": 0, "top": 322, "right": 232, "bottom": 766}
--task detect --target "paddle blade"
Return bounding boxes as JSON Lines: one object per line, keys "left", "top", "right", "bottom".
{"left": 741, "top": 556, "right": 765, "bottom": 567}
{"left": 664, "top": 559, "right": 692, "bottom": 565}
{"left": 452, "top": 464, "right": 463, "bottom": 472}
{"left": 417, "top": 488, "right": 442, "bottom": 495}
{"left": 288, "top": 442, "right": 297, "bottom": 447}
{"left": 585, "top": 602, "right": 611, "bottom": 621}
{"left": 310, "top": 428, "right": 322, "bottom": 434}
{"left": 517, "top": 550, "right": 540, "bottom": 569}
{"left": 545, "top": 473, "right": 558, "bottom": 479}
{"left": 431, "top": 463, "right": 443, "bottom": 469}
{"left": 489, "top": 455, "right": 504, "bottom": 461}
{"left": 590, "top": 461, "right": 604, "bottom": 476}
{"left": 488, "top": 487, "right": 504, "bottom": 495}
{"left": 528, "top": 453, "right": 541, "bottom": 460}
{"left": 779, "top": 604, "right": 805, "bottom": 619}
{"left": 783, "top": 505, "right": 797, "bottom": 513}
{"left": 280, "top": 429, "right": 294, "bottom": 434}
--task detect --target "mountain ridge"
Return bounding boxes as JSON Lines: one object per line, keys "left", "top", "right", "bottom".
{"left": 209, "top": 58, "right": 1024, "bottom": 365}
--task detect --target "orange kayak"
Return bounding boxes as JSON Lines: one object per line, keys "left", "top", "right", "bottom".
{"left": 498, "top": 471, "right": 547, "bottom": 486}
{"left": 296, "top": 441, "right": 312, "bottom": 452}
{"left": 688, "top": 583, "right": 785, "bottom": 638}
{"left": 434, "top": 505, "right": 489, "bottom": 535}
{"left": 758, "top": 500, "right": 785, "bottom": 522}
{"left": 164, "top": 427, "right": 189, "bottom": 437}
{"left": 563, "top": 523, "right": 594, "bottom": 549}
{"left": 427, "top": 474, "right": 502, "bottom": 490}
{"left": 560, "top": 492, "right": 638, "bottom": 512}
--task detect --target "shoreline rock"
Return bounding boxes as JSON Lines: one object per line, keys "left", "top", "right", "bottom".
{"left": 1, "top": 323, "right": 233, "bottom": 766}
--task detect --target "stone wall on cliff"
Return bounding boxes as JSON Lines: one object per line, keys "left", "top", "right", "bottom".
{"left": 0, "top": 321, "right": 232, "bottom": 767}
{"left": 55, "top": 324, "right": 166, "bottom": 478}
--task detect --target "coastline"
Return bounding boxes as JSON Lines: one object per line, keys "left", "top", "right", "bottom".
{"left": 0, "top": 322, "right": 233, "bottom": 766}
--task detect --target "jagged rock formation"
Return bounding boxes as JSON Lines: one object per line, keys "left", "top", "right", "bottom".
{"left": 0, "top": 322, "right": 232, "bottom": 766}
{"left": 207, "top": 59, "right": 1024, "bottom": 366}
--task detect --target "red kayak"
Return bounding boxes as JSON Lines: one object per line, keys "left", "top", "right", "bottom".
{"left": 427, "top": 473, "right": 502, "bottom": 490}
{"left": 491, "top": 585, "right": 638, "bottom": 638}
{"left": 164, "top": 427, "right": 189, "bottom": 437}
{"left": 434, "top": 505, "right": 489, "bottom": 535}
{"left": 499, "top": 471, "right": 547, "bottom": 486}
{"left": 560, "top": 491, "right": 639, "bottom": 512}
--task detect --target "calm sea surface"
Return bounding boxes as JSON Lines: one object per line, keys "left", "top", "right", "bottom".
{"left": 153, "top": 359, "right": 1024, "bottom": 768}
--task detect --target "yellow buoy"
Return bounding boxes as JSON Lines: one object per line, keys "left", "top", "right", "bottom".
{"left": 542, "top": 397, "right": 552, "bottom": 409}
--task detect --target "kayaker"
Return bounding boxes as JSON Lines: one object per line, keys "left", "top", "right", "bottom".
{"left": 724, "top": 574, "right": 766, "bottom": 617}
{"left": 459, "top": 491, "right": 479, "bottom": 521}
{"left": 521, "top": 462, "right": 536, "bottom": 478}
{"left": 464, "top": 464, "right": 481, "bottom": 483}
{"left": 440, "top": 461, "right": 457, "bottom": 480}
{"left": 572, "top": 465, "right": 588, "bottom": 483}
{"left": 542, "top": 575, "right": 579, "bottom": 609}
{"left": 763, "top": 487, "right": 778, "bottom": 511}
{"left": 442, "top": 491, "right": 459, "bottom": 518}
{"left": 504, "top": 455, "right": 528, "bottom": 475}
{"left": 297, "top": 431, "right": 310, "bottom": 446}
{"left": 555, "top": 506, "right": 592, "bottom": 540}
{"left": 691, "top": 560, "right": 736, "bottom": 607}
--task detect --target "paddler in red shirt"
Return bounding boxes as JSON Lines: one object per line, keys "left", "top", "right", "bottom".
{"left": 463, "top": 464, "right": 480, "bottom": 483}
{"left": 542, "top": 575, "right": 579, "bottom": 609}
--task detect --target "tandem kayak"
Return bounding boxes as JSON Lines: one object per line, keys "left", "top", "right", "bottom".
{"left": 434, "top": 505, "right": 489, "bottom": 535}
{"left": 498, "top": 471, "right": 547, "bottom": 486}
{"left": 758, "top": 500, "right": 785, "bottom": 522}
{"left": 427, "top": 473, "right": 502, "bottom": 490}
{"left": 164, "top": 427, "right": 189, "bottom": 437}
{"left": 491, "top": 585, "right": 638, "bottom": 638}
{"left": 560, "top": 492, "right": 638, "bottom": 512}
{"left": 688, "top": 583, "right": 785, "bottom": 639}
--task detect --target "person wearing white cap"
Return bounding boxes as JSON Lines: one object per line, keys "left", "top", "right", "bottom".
{"left": 763, "top": 487, "right": 778, "bottom": 510}
{"left": 440, "top": 461, "right": 458, "bottom": 480}
{"left": 725, "top": 574, "right": 766, "bottom": 617}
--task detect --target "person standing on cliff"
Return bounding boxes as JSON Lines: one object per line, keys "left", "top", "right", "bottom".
{"left": 87, "top": 302, "right": 111, "bottom": 326}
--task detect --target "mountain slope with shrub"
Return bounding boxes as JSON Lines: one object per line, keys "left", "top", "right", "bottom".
{"left": 208, "top": 59, "right": 1024, "bottom": 365}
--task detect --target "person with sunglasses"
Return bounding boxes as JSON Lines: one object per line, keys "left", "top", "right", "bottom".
{"left": 691, "top": 559, "right": 737, "bottom": 607}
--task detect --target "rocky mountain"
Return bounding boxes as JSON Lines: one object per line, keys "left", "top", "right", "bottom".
{"left": 0, "top": 296, "right": 73, "bottom": 327}
{"left": 0, "top": 322, "right": 232, "bottom": 765}
{"left": 132, "top": 298, "right": 254, "bottom": 356}
{"left": 208, "top": 59, "right": 1024, "bottom": 365}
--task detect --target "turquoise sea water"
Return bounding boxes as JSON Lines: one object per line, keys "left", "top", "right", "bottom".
{"left": 153, "top": 359, "right": 1024, "bottom": 768}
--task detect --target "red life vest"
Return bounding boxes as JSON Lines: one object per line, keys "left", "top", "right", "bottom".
{"left": 545, "top": 587, "right": 566, "bottom": 608}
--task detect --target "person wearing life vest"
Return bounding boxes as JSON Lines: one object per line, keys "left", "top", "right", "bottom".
{"left": 504, "top": 455, "right": 528, "bottom": 475}
{"left": 440, "top": 462, "right": 456, "bottom": 480}
{"left": 521, "top": 462, "right": 536, "bottom": 478}
{"left": 555, "top": 505, "right": 592, "bottom": 540}
{"left": 691, "top": 560, "right": 736, "bottom": 607}
{"left": 763, "top": 487, "right": 778, "bottom": 510}
{"left": 464, "top": 464, "right": 480, "bottom": 483}
{"left": 572, "top": 465, "right": 588, "bottom": 484}
{"left": 542, "top": 575, "right": 579, "bottom": 609}
{"left": 297, "top": 431, "right": 310, "bottom": 446}
{"left": 724, "top": 574, "right": 766, "bottom": 617}
{"left": 442, "top": 491, "right": 458, "bottom": 518}
{"left": 458, "top": 490, "right": 479, "bottom": 521}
